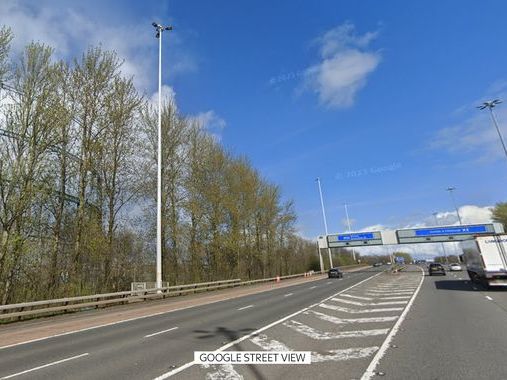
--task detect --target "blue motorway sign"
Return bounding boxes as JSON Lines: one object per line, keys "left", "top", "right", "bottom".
{"left": 337, "top": 233, "right": 375, "bottom": 241}
{"left": 414, "top": 225, "right": 487, "bottom": 237}
{"left": 395, "top": 256, "right": 405, "bottom": 264}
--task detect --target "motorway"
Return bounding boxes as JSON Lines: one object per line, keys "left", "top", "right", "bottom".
{"left": 0, "top": 265, "right": 506, "bottom": 379}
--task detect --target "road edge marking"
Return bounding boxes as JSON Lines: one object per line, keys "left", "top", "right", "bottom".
{"left": 360, "top": 267, "right": 425, "bottom": 380}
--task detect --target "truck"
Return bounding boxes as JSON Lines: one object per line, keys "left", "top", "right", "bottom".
{"left": 462, "top": 234, "right": 507, "bottom": 288}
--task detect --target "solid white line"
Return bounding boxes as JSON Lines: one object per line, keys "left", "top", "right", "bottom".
{"left": 0, "top": 353, "right": 89, "bottom": 379}
{"left": 327, "top": 281, "right": 333, "bottom": 284}
{"left": 310, "top": 286, "right": 318, "bottom": 289}
{"left": 360, "top": 267, "right": 425, "bottom": 380}
{"left": 284, "top": 293, "right": 293, "bottom": 297}
{"left": 237, "top": 305, "right": 254, "bottom": 311}
{"left": 485, "top": 296, "right": 493, "bottom": 301}
{"left": 153, "top": 271, "right": 383, "bottom": 379}
{"left": 144, "top": 326, "right": 178, "bottom": 338}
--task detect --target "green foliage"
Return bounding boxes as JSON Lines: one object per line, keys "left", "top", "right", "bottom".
{"left": 492, "top": 202, "right": 507, "bottom": 231}
{"left": 0, "top": 28, "right": 319, "bottom": 303}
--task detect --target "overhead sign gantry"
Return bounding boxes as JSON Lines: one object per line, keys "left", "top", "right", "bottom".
{"left": 327, "top": 232, "right": 383, "bottom": 248}
{"left": 396, "top": 223, "right": 502, "bottom": 244}
{"left": 319, "top": 223, "right": 504, "bottom": 248}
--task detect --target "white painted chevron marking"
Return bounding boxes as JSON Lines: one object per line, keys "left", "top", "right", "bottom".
{"left": 379, "top": 296, "right": 411, "bottom": 300}
{"left": 283, "top": 319, "right": 389, "bottom": 339}
{"left": 341, "top": 294, "right": 373, "bottom": 301}
{"left": 250, "top": 334, "right": 379, "bottom": 363}
{"left": 250, "top": 334, "right": 291, "bottom": 351}
{"left": 319, "top": 303, "right": 404, "bottom": 313}
{"left": 312, "top": 347, "right": 380, "bottom": 363}
{"left": 330, "top": 297, "right": 407, "bottom": 306}
{"left": 305, "top": 310, "right": 398, "bottom": 324}
{"left": 202, "top": 364, "right": 243, "bottom": 380}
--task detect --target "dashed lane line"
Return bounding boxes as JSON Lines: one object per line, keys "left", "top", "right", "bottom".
{"left": 144, "top": 327, "right": 179, "bottom": 338}
{"left": 0, "top": 353, "right": 89, "bottom": 379}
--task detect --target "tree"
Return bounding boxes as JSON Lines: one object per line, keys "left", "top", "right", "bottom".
{"left": 492, "top": 202, "right": 507, "bottom": 231}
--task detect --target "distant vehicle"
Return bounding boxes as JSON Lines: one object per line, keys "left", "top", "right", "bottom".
{"left": 328, "top": 267, "right": 343, "bottom": 278}
{"left": 428, "top": 263, "right": 446, "bottom": 276}
{"left": 449, "top": 263, "right": 462, "bottom": 271}
{"left": 386, "top": 262, "right": 392, "bottom": 265}
{"left": 462, "top": 234, "right": 507, "bottom": 288}
{"left": 373, "top": 262, "right": 383, "bottom": 267}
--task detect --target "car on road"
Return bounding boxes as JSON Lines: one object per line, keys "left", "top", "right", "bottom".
{"left": 373, "top": 262, "right": 383, "bottom": 267}
{"left": 449, "top": 263, "right": 462, "bottom": 271}
{"left": 428, "top": 263, "right": 446, "bottom": 276}
{"left": 328, "top": 267, "right": 343, "bottom": 278}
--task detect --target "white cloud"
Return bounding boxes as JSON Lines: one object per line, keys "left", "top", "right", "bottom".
{"left": 0, "top": 0, "right": 196, "bottom": 92}
{"left": 191, "top": 110, "right": 226, "bottom": 141}
{"left": 149, "top": 85, "right": 176, "bottom": 109}
{"left": 303, "top": 22, "right": 381, "bottom": 108}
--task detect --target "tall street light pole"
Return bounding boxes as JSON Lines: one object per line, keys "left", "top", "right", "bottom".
{"left": 446, "top": 186, "right": 462, "bottom": 225}
{"left": 316, "top": 178, "right": 333, "bottom": 268}
{"left": 478, "top": 99, "right": 507, "bottom": 161}
{"left": 433, "top": 212, "right": 449, "bottom": 264}
{"left": 344, "top": 203, "right": 357, "bottom": 262}
{"left": 153, "top": 22, "right": 172, "bottom": 290}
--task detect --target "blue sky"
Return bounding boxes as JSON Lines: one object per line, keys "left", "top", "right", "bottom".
{"left": 3, "top": 0, "right": 507, "bottom": 247}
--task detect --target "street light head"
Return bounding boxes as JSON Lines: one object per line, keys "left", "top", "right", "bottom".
{"left": 478, "top": 99, "right": 503, "bottom": 110}
{"left": 446, "top": 186, "right": 455, "bottom": 192}
{"left": 152, "top": 22, "right": 158, "bottom": 28}
{"left": 155, "top": 32, "right": 160, "bottom": 39}
{"left": 165, "top": 26, "right": 173, "bottom": 31}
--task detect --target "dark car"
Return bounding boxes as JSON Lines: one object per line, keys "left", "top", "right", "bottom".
{"left": 328, "top": 267, "right": 343, "bottom": 278}
{"left": 428, "top": 263, "right": 446, "bottom": 276}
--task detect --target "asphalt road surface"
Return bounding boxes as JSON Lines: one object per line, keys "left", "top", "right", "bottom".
{"left": 1, "top": 265, "right": 506, "bottom": 380}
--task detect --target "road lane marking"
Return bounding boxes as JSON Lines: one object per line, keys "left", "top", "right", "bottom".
{"left": 378, "top": 296, "right": 411, "bottom": 300}
{"left": 485, "top": 296, "right": 493, "bottom": 301}
{"left": 201, "top": 364, "right": 242, "bottom": 379}
{"left": 237, "top": 305, "right": 254, "bottom": 311}
{"left": 365, "top": 291, "right": 414, "bottom": 296}
{"left": 283, "top": 319, "right": 389, "bottom": 339}
{"left": 360, "top": 267, "right": 425, "bottom": 380}
{"left": 153, "top": 271, "right": 383, "bottom": 379}
{"left": 319, "top": 303, "right": 404, "bottom": 313}
{"left": 327, "top": 281, "right": 333, "bottom": 284}
{"left": 341, "top": 294, "right": 373, "bottom": 301}
{"left": 284, "top": 293, "right": 293, "bottom": 297}
{"left": 144, "top": 327, "right": 178, "bottom": 338}
{"left": 305, "top": 310, "right": 398, "bottom": 324}
{"left": 309, "top": 286, "right": 318, "bottom": 289}
{"left": 250, "top": 334, "right": 379, "bottom": 363}
{"left": 330, "top": 297, "right": 408, "bottom": 306}
{"left": 0, "top": 353, "right": 89, "bottom": 379}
